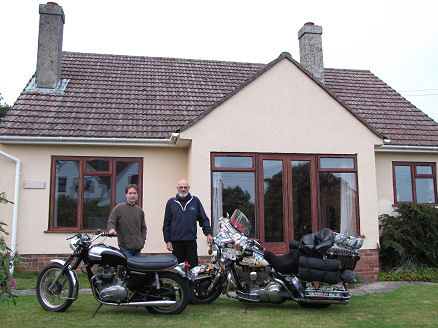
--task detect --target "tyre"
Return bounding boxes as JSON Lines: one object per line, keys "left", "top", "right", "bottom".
{"left": 189, "top": 276, "right": 223, "bottom": 304}
{"left": 146, "top": 272, "right": 189, "bottom": 315}
{"left": 36, "top": 263, "right": 75, "bottom": 312}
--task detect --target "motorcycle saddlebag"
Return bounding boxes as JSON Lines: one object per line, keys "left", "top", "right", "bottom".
{"left": 298, "top": 256, "right": 341, "bottom": 284}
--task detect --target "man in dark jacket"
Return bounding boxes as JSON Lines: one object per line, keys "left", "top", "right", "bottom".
{"left": 163, "top": 179, "right": 213, "bottom": 267}
{"left": 108, "top": 184, "right": 147, "bottom": 257}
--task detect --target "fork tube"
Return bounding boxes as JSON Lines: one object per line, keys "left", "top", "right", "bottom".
{"left": 155, "top": 272, "right": 161, "bottom": 289}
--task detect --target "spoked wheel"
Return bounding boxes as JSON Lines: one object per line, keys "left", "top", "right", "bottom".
{"left": 190, "top": 276, "right": 223, "bottom": 304}
{"left": 146, "top": 272, "right": 189, "bottom": 315}
{"left": 36, "top": 263, "right": 75, "bottom": 312}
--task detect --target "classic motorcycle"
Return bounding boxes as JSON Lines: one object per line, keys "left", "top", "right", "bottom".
{"left": 36, "top": 231, "right": 190, "bottom": 315}
{"left": 190, "top": 209, "right": 363, "bottom": 308}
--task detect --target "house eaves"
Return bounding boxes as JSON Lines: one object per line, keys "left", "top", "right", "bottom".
{"left": 179, "top": 52, "right": 386, "bottom": 141}
{"left": 375, "top": 144, "right": 438, "bottom": 153}
{"left": 0, "top": 133, "right": 182, "bottom": 147}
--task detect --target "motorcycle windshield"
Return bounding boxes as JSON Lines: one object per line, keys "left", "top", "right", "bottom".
{"left": 230, "top": 209, "right": 252, "bottom": 237}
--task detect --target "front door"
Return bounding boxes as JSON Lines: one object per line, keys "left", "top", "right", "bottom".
{"left": 258, "top": 154, "right": 317, "bottom": 253}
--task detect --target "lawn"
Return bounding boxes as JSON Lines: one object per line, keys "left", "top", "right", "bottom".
{"left": 2, "top": 284, "right": 438, "bottom": 327}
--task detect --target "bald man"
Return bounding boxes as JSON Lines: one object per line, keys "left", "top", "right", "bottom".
{"left": 163, "top": 179, "right": 213, "bottom": 267}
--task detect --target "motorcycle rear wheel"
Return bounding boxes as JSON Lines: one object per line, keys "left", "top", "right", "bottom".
{"left": 146, "top": 272, "right": 189, "bottom": 315}
{"left": 189, "top": 276, "right": 223, "bottom": 304}
{"left": 36, "top": 263, "right": 75, "bottom": 312}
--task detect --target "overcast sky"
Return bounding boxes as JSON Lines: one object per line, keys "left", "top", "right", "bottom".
{"left": 1, "top": 0, "right": 437, "bottom": 121}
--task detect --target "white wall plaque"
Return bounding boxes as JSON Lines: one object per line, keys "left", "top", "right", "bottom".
{"left": 23, "top": 181, "right": 47, "bottom": 189}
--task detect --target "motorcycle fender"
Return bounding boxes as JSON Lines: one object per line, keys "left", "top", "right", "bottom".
{"left": 164, "top": 265, "right": 189, "bottom": 279}
{"left": 50, "top": 259, "right": 79, "bottom": 299}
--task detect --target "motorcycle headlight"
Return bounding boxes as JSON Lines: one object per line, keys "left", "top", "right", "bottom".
{"left": 69, "top": 236, "right": 80, "bottom": 251}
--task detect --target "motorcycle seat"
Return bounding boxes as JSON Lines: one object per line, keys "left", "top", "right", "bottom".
{"left": 264, "top": 249, "right": 300, "bottom": 274}
{"left": 127, "top": 254, "right": 178, "bottom": 271}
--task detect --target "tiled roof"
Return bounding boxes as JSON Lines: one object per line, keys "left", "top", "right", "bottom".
{"left": 324, "top": 68, "right": 438, "bottom": 146}
{"left": 1, "top": 51, "right": 438, "bottom": 146}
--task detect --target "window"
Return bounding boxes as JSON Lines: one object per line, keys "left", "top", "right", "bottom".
{"left": 318, "top": 156, "right": 358, "bottom": 236}
{"left": 211, "top": 153, "right": 359, "bottom": 252}
{"left": 393, "top": 162, "right": 437, "bottom": 204}
{"left": 211, "top": 154, "right": 256, "bottom": 237}
{"left": 50, "top": 156, "right": 142, "bottom": 231}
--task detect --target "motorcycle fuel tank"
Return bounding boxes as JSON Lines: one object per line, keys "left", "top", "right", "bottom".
{"left": 89, "top": 244, "right": 126, "bottom": 266}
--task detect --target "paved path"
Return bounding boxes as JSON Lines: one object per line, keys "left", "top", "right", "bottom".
{"left": 349, "top": 281, "right": 438, "bottom": 296}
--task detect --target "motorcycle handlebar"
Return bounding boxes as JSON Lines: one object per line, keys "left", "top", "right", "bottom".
{"left": 96, "top": 230, "right": 115, "bottom": 237}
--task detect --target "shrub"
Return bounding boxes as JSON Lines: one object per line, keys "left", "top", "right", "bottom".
{"left": 0, "top": 192, "right": 20, "bottom": 305}
{"left": 379, "top": 203, "right": 438, "bottom": 269}
{"left": 379, "top": 267, "right": 438, "bottom": 282}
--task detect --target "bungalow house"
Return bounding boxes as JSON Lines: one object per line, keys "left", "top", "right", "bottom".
{"left": 1, "top": 3, "right": 438, "bottom": 281}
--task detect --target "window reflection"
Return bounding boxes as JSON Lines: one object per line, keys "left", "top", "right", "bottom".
{"left": 292, "top": 161, "right": 312, "bottom": 241}
{"left": 82, "top": 176, "right": 111, "bottom": 229}
{"left": 263, "top": 160, "right": 284, "bottom": 242}
{"left": 319, "top": 172, "right": 357, "bottom": 235}
{"left": 212, "top": 172, "right": 255, "bottom": 237}
{"left": 54, "top": 160, "right": 79, "bottom": 227}
{"left": 116, "top": 161, "right": 139, "bottom": 205}
{"left": 214, "top": 156, "right": 253, "bottom": 168}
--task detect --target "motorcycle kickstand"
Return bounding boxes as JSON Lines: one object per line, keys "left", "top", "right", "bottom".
{"left": 92, "top": 303, "right": 103, "bottom": 318}
{"left": 243, "top": 302, "right": 248, "bottom": 314}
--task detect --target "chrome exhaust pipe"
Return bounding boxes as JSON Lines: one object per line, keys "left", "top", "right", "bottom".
{"left": 99, "top": 300, "right": 176, "bottom": 307}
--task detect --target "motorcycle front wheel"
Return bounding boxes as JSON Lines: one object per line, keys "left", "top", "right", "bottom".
{"left": 146, "top": 272, "right": 189, "bottom": 315}
{"left": 36, "top": 263, "right": 75, "bottom": 312}
{"left": 189, "top": 276, "right": 224, "bottom": 304}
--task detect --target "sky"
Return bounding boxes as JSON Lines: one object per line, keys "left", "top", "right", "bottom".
{"left": 1, "top": 0, "right": 437, "bottom": 121}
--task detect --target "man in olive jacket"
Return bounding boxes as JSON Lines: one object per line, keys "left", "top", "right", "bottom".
{"left": 108, "top": 184, "right": 147, "bottom": 257}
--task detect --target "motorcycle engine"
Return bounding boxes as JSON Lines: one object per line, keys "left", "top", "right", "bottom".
{"left": 236, "top": 265, "right": 286, "bottom": 304}
{"left": 94, "top": 265, "right": 128, "bottom": 302}
{"left": 236, "top": 265, "right": 271, "bottom": 289}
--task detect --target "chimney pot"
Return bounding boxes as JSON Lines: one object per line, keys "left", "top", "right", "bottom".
{"left": 36, "top": 3, "right": 65, "bottom": 89}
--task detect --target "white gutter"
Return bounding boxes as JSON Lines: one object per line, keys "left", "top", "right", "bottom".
{"left": 0, "top": 150, "right": 20, "bottom": 275}
{"left": 0, "top": 133, "right": 181, "bottom": 147}
{"left": 375, "top": 144, "right": 438, "bottom": 153}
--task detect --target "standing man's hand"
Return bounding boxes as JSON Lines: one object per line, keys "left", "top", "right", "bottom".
{"left": 166, "top": 241, "right": 173, "bottom": 252}
{"left": 108, "top": 228, "right": 117, "bottom": 236}
{"left": 207, "top": 234, "right": 213, "bottom": 246}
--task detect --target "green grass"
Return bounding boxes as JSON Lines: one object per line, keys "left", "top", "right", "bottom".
{"left": 2, "top": 285, "right": 438, "bottom": 327}
{"left": 12, "top": 270, "right": 91, "bottom": 290}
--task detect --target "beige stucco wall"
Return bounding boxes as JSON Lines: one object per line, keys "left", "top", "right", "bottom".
{"left": 375, "top": 151, "right": 438, "bottom": 216}
{"left": 181, "top": 58, "right": 383, "bottom": 250}
{"left": 0, "top": 144, "right": 188, "bottom": 255}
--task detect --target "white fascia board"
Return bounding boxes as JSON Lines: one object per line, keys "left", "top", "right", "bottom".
{"left": 0, "top": 133, "right": 181, "bottom": 147}
{"left": 375, "top": 144, "right": 438, "bottom": 153}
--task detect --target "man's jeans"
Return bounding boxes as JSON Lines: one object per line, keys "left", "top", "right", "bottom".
{"left": 120, "top": 248, "right": 141, "bottom": 257}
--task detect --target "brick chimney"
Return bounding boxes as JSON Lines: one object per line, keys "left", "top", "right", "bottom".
{"left": 297, "top": 22, "right": 324, "bottom": 83}
{"left": 36, "top": 2, "right": 65, "bottom": 89}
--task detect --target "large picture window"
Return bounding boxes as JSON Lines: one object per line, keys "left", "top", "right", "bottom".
{"left": 393, "top": 162, "right": 437, "bottom": 204}
{"left": 50, "top": 156, "right": 142, "bottom": 231}
{"left": 211, "top": 153, "right": 359, "bottom": 253}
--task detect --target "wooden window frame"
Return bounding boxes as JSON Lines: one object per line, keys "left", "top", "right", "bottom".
{"left": 392, "top": 161, "right": 437, "bottom": 205}
{"left": 211, "top": 153, "right": 361, "bottom": 252}
{"left": 48, "top": 156, "right": 143, "bottom": 232}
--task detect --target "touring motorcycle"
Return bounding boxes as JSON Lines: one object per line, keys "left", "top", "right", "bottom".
{"left": 190, "top": 209, "right": 363, "bottom": 307}
{"left": 36, "top": 231, "right": 189, "bottom": 315}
